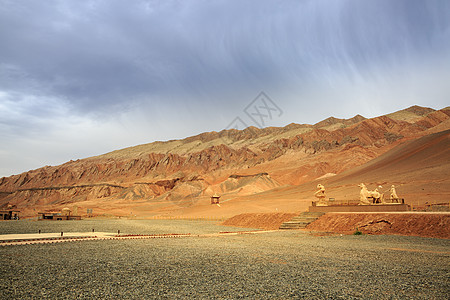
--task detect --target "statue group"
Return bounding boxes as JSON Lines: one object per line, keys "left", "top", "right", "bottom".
{"left": 314, "top": 184, "right": 402, "bottom": 205}
{"left": 358, "top": 183, "right": 402, "bottom": 205}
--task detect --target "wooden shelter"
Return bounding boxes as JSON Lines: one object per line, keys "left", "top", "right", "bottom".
{"left": 210, "top": 194, "right": 220, "bottom": 204}
{"left": 0, "top": 209, "right": 20, "bottom": 220}
{"left": 0, "top": 204, "right": 20, "bottom": 220}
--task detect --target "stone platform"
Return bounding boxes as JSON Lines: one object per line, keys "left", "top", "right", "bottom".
{"left": 309, "top": 203, "right": 411, "bottom": 213}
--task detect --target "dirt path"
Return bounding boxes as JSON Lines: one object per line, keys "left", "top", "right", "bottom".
{"left": 0, "top": 230, "right": 274, "bottom": 246}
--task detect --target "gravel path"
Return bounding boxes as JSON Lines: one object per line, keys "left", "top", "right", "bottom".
{"left": 1, "top": 221, "right": 449, "bottom": 299}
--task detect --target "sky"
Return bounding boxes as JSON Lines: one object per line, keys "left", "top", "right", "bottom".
{"left": 1, "top": 0, "right": 449, "bottom": 177}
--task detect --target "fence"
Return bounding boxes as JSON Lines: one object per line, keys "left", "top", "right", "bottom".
{"left": 145, "top": 216, "right": 228, "bottom": 221}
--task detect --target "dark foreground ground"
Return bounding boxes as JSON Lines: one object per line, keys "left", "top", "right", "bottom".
{"left": 1, "top": 220, "right": 449, "bottom": 299}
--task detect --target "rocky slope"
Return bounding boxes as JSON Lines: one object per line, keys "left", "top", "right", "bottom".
{"left": 1, "top": 105, "right": 449, "bottom": 217}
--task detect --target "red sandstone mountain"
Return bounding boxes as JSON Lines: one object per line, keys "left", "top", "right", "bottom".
{"left": 1, "top": 105, "right": 449, "bottom": 218}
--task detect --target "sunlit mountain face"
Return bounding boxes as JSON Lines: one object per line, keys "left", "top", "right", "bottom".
{"left": 1, "top": 105, "right": 449, "bottom": 218}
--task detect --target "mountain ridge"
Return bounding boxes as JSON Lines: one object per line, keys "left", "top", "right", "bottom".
{"left": 1, "top": 105, "right": 449, "bottom": 217}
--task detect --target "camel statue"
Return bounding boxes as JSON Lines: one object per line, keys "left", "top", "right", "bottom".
{"left": 314, "top": 184, "right": 327, "bottom": 206}
{"left": 372, "top": 188, "right": 385, "bottom": 203}
{"left": 358, "top": 183, "right": 384, "bottom": 205}
{"left": 390, "top": 185, "right": 400, "bottom": 203}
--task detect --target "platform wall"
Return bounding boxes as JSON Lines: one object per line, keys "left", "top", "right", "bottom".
{"left": 309, "top": 204, "right": 411, "bottom": 213}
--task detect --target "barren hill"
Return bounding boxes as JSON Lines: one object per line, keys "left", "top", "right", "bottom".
{"left": 1, "top": 105, "right": 449, "bottom": 218}
{"left": 205, "top": 128, "right": 450, "bottom": 217}
{"left": 323, "top": 128, "right": 450, "bottom": 204}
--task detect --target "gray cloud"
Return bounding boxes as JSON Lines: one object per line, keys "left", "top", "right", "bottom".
{"left": 1, "top": 0, "right": 446, "bottom": 110}
{"left": 0, "top": 0, "right": 449, "bottom": 176}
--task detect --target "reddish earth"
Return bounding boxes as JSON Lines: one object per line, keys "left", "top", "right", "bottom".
{"left": 221, "top": 212, "right": 450, "bottom": 239}
{"left": 306, "top": 213, "right": 450, "bottom": 239}
{"left": 0, "top": 105, "right": 449, "bottom": 219}
{"left": 222, "top": 213, "right": 297, "bottom": 230}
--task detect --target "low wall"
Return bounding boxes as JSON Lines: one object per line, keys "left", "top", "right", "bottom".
{"left": 309, "top": 204, "right": 410, "bottom": 213}
{"left": 307, "top": 213, "right": 450, "bottom": 239}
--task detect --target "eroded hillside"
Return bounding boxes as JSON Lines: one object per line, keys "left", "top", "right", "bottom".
{"left": 1, "top": 106, "right": 449, "bottom": 217}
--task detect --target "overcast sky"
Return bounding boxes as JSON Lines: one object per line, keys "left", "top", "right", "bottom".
{"left": 1, "top": 0, "right": 449, "bottom": 177}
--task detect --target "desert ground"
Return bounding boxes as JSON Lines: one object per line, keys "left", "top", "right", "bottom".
{"left": 1, "top": 219, "right": 449, "bottom": 299}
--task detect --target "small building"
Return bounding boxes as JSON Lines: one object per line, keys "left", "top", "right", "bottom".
{"left": 211, "top": 194, "right": 220, "bottom": 204}
{"left": 0, "top": 209, "right": 20, "bottom": 220}
{"left": 38, "top": 208, "right": 81, "bottom": 221}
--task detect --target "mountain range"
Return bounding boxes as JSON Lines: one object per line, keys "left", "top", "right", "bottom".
{"left": 1, "top": 105, "right": 449, "bottom": 218}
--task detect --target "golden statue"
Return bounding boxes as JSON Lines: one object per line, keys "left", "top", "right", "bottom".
{"left": 390, "top": 185, "right": 400, "bottom": 203}
{"left": 358, "top": 183, "right": 384, "bottom": 205}
{"left": 314, "top": 184, "right": 327, "bottom": 206}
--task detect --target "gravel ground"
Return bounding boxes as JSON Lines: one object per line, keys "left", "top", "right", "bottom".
{"left": 1, "top": 221, "right": 449, "bottom": 299}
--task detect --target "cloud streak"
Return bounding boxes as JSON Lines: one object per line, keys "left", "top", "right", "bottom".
{"left": 1, "top": 0, "right": 449, "bottom": 176}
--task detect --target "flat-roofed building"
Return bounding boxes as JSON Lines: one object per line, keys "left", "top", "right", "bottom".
{"left": 0, "top": 209, "right": 20, "bottom": 220}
